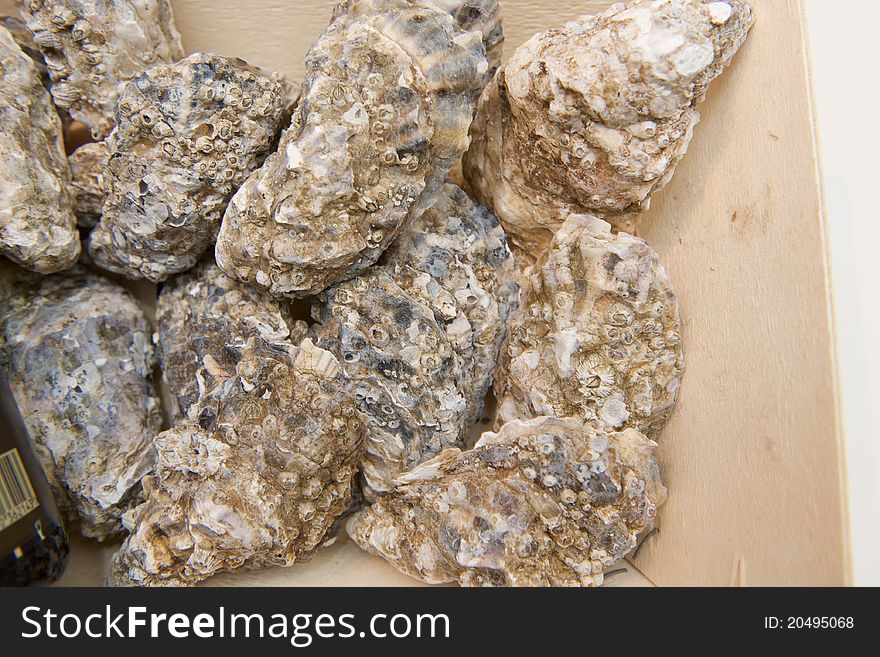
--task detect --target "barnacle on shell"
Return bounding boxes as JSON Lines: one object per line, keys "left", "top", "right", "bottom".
{"left": 463, "top": 0, "right": 754, "bottom": 260}
{"left": 157, "top": 258, "right": 306, "bottom": 421}
{"left": 495, "top": 214, "right": 684, "bottom": 440}
{"left": 68, "top": 141, "right": 108, "bottom": 228}
{"left": 87, "top": 53, "right": 292, "bottom": 282}
{"left": 0, "top": 265, "right": 161, "bottom": 540}
{"left": 313, "top": 183, "right": 517, "bottom": 498}
{"left": 215, "top": 0, "right": 499, "bottom": 299}
{"left": 17, "top": 0, "right": 185, "bottom": 138}
{"left": 109, "top": 339, "right": 366, "bottom": 586}
{"left": 348, "top": 416, "right": 666, "bottom": 586}
{"left": 0, "top": 25, "right": 80, "bottom": 274}
{"left": 2, "top": 15, "right": 49, "bottom": 84}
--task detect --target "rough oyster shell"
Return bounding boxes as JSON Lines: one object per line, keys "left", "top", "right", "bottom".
{"left": 0, "top": 25, "right": 80, "bottom": 274}
{"left": 463, "top": 0, "right": 754, "bottom": 260}
{"left": 348, "top": 416, "right": 666, "bottom": 586}
{"left": 68, "top": 141, "right": 108, "bottom": 228}
{"left": 17, "top": 0, "right": 185, "bottom": 138}
{"left": 495, "top": 214, "right": 684, "bottom": 440}
{"left": 87, "top": 52, "right": 292, "bottom": 282}
{"left": 0, "top": 265, "right": 161, "bottom": 540}
{"left": 216, "top": 0, "right": 498, "bottom": 298}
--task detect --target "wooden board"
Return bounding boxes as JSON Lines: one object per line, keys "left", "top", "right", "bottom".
{"left": 0, "top": 0, "right": 848, "bottom": 586}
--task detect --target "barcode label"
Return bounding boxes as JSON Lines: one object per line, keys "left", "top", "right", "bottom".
{"left": 0, "top": 448, "right": 39, "bottom": 531}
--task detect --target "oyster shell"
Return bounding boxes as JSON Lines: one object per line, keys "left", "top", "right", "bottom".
{"left": 495, "top": 214, "right": 684, "bottom": 440}
{"left": 1, "top": 15, "right": 48, "bottom": 84}
{"left": 157, "top": 258, "right": 304, "bottom": 421}
{"left": 0, "top": 25, "right": 80, "bottom": 274}
{"left": 216, "top": 0, "right": 498, "bottom": 299}
{"left": 0, "top": 265, "right": 161, "bottom": 540}
{"left": 348, "top": 416, "right": 666, "bottom": 586}
{"left": 313, "top": 183, "right": 517, "bottom": 498}
{"left": 68, "top": 141, "right": 108, "bottom": 228}
{"left": 463, "top": 0, "right": 754, "bottom": 259}
{"left": 87, "top": 53, "right": 291, "bottom": 282}
{"left": 109, "top": 339, "right": 366, "bottom": 586}
{"left": 17, "top": 0, "right": 185, "bottom": 138}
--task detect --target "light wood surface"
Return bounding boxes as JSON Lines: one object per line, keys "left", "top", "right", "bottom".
{"left": 0, "top": 0, "right": 848, "bottom": 586}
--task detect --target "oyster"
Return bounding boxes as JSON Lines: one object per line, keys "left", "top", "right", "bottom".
{"left": 463, "top": 0, "right": 754, "bottom": 259}
{"left": 348, "top": 416, "right": 666, "bottom": 586}
{"left": 0, "top": 266, "right": 161, "bottom": 540}
{"left": 0, "top": 25, "right": 80, "bottom": 274}
{"left": 87, "top": 53, "right": 291, "bottom": 282}
{"left": 68, "top": 141, "right": 108, "bottom": 228}
{"left": 109, "top": 339, "right": 366, "bottom": 586}
{"left": 495, "top": 214, "right": 683, "bottom": 440}
{"left": 17, "top": 0, "right": 184, "bottom": 138}
{"left": 157, "top": 258, "right": 305, "bottom": 421}
{"left": 313, "top": 183, "right": 517, "bottom": 497}
{"left": 1, "top": 15, "right": 48, "bottom": 84}
{"left": 216, "top": 0, "right": 498, "bottom": 298}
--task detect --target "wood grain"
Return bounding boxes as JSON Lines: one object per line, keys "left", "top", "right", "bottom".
{"left": 0, "top": 0, "right": 848, "bottom": 586}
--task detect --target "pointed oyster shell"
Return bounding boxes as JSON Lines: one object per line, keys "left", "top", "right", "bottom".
{"left": 463, "top": 0, "right": 754, "bottom": 260}
{"left": 215, "top": 0, "right": 498, "bottom": 299}
{"left": 0, "top": 265, "right": 161, "bottom": 540}
{"left": 18, "top": 0, "right": 184, "bottom": 138}
{"left": 495, "top": 214, "right": 684, "bottom": 440}
{"left": 348, "top": 416, "right": 666, "bottom": 586}
{"left": 0, "top": 25, "right": 80, "bottom": 274}
{"left": 87, "top": 53, "right": 292, "bottom": 282}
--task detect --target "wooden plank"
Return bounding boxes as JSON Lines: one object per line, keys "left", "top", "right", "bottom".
{"left": 2, "top": 0, "right": 847, "bottom": 586}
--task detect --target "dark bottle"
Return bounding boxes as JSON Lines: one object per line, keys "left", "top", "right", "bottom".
{"left": 0, "top": 371, "right": 69, "bottom": 586}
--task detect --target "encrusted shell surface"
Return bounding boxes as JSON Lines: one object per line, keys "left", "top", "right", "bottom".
{"left": 69, "top": 141, "right": 108, "bottom": 228}
{"left": 17, "top": 0, "right": 185, "bottom": 138}
{"left": 348, "top": 416, "right": 666, "bottom": 586}
{"left": 157, "top": 258, "right": 305, "bottom": 421}
{"left": 0, "top": 265, "right": 161, "bottom": 540}
{"left": 495, "top": 214, "right": 683, "bottom": 440}
{"left": 109, "top": 339, "right": 366, "bottom": 586}
{"left": 463, "top": 0, "right": 754, "bottom": 259}
{"left": 2, "top": 15, "right": 48, "bottom": 83}
{"left": 215, "top": 0, "right": 497, "bottom": 299}
{"left": 0, "top": 26, "right": 80, "bottom": 274}
{"left": 87, "top": 53, "right": 291, "bottom": 282}
{"left": 313, "top": 183, "right": 517, "bottom": 498}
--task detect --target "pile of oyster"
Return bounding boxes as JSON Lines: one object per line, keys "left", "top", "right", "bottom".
{"left": 0, "top": 0, "right": 753, "bottom": 586}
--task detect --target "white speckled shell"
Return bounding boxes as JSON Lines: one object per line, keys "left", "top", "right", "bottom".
{"left": 215, "top": 0, "right": 498, "bottom": 299}
{"left": 87, "top": 53, "right": 292, "bottom": 282}
{"left": 0, "top": 265, "right": 161, "bottom": 540}
{"left": 0, "top": 25, "right": 80, "bottom": 274}
{"left": 109, "top": 337, "right": 367, "bottom": 587}
{"left": 313, "top": 183, "right": 517, "bottom": 498}
{"left": 17, "top": 0, "right": 185, "bottom": 138}
{"left": 348, "top": 416, "right": 666, "bottom": 586}
{"left": 68, "top": 141, "right": 108, "bottom": 228}
{"left": 495, "top": 214, "right": 684, "bottom": 440}
{"left": 463, "top": 0, "right": 754, "bottom": 259}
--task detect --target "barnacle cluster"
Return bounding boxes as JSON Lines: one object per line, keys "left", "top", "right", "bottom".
{"left": 463, "top": 0, "right": 755, "bottom": 259}
{"left": 17, "top": 0, "right": 184, "bottom": 138}
{"left": 0, "top": 0, "right": 756, "bottom": 587}
{"left": 87, "top": 53, "right": 292, "bottom": 282}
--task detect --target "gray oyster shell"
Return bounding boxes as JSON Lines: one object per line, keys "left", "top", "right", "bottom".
{"left": 216, "top": 0, "right": 498, "bottom": 299}
{"left": 109, "top": 338, "right": 366, "bottom": 586}
{"left": 0, "top": 25, "right": 80, "bottom": 274}
{"left": 17, "top": 0, "right": 185, "bottom": 138}
{"left": 313, "top": 183, "right": 517, "bottom": 498}
{"left": 69, "top": 141, "right": 108, "bottom": 228}
{"left": 157, "top": 258, "right": 304, "bottom": 422}
{"left": 348, "top": 416, "right": 666, "bottom": 586}
{"left": 463, "top": 0, "right": 754, "bottom": 259}
{"left": 87, "top": 53, "right": 292, "bottom": 282}
{"left": 495, "top": 214, "right": 684, "bottom": 440}
{"left": 0, "top": 265, "right": 161, "bottom": 540}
